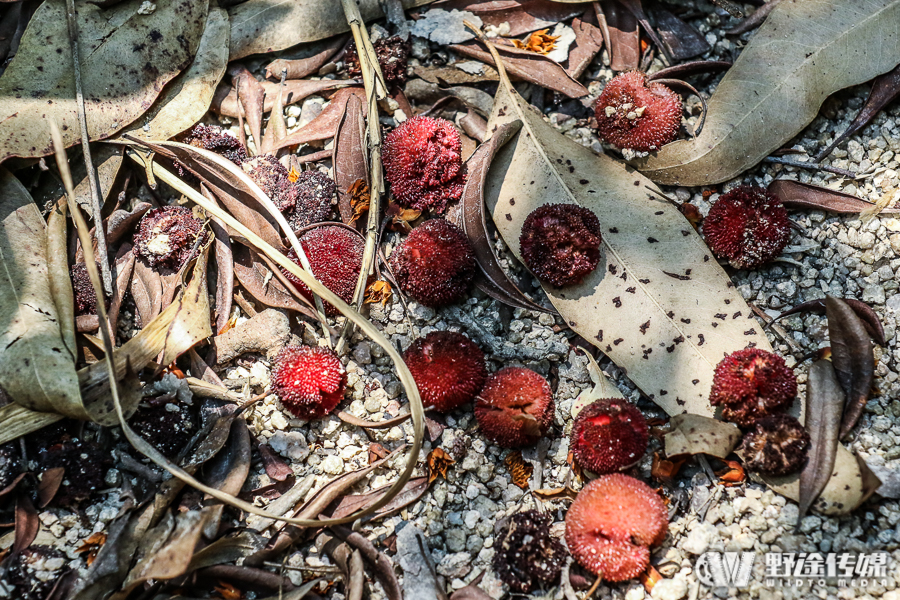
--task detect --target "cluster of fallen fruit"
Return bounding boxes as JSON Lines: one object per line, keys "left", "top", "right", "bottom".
{"left": 64, "top": 69, "right": 836, "bottom": 592}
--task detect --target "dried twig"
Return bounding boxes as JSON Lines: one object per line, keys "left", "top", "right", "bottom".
{"left": 63, "top": 0, "right": 111, "bottom": 294}
{"left": 764, "top": 156, "right": 857, "bottom": 179}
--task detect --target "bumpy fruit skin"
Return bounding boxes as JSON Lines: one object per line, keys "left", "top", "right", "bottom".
{"left": 346, "top": 36, "right": 410, "bottom": 86}
{"left": 134, "top": 206, "right": 209, "bottom": 271}
{"left": 741, "top": 414, "right": 810, "bottom": 475}
{"left": 271, "top": 345, "right": 346, "bottom": 419}
{"left": 493, "top": 510, "right": 565, "bottom": 593}
{"left": 565, "top": 474, "right": 668, "bottom": 582}
{"left": 383, "top": 116, "right": 465, "bottom": 213}
{"left": 291, "top": 170, "right": 336, "bottom": 230}
{"left": 571, "top": 399, "right": 648, "bottom": 474}
{"left": 71, "top": 262, "right": 100, "bottom": 316}
{"left": 281, "top": 225, "right": 365, "bottom": 315}
{"left": 404, "top": 331, "right": 487, "bottom": 412}
{"left": 594, "top": 71, "right": 681, "bottom": 152}
{"left": 703, "top": 186, "right": 791, "bottom": 269}
{"left": 180, "top": 123, "right": 247, "bottom": 165}
{"left": 474, "top": 367, "right": 554, "bottom": 448}
{"left": 520, "top": 204, "right": 602, "bottom": 287}
{"left": 389, "top": 219, "right": 475, "bottom": 307}
{"left": 710, "top": 348, "right": 797, "bottom": 426}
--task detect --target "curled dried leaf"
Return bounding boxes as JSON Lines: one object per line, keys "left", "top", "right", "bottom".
{"left": 364, "top": 280, "right": 392, "bottom": 306}
{"left": 427, "top": 448, "right": 455, "bottom": 485}
{"left": 504, "top": 450, "right": 534, "bottom": 490}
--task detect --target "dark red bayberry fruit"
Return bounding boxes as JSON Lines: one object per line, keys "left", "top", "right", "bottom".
{"left": 389, "top": 219, "right": 475, "bottom": 307}
{"left": 383, "top": 116, "right": 465, "bottom": 213}
{"left": 741, "top": 413, "right": 810, "bottom": 476}
{"left": 594, "top": 71, "right": 681, "bottom": 152}
{"left": 520, "top": 203, "right": 602, "bottom": 287}
{"left": 403, "top": 331, "right": 487, "bottom": 412}
{"left": 180, "top": 123, "right": 247, "bottom": 165}
{"left": 493, "top": 510, "right": 565, "bottom": 593}
{"left": 571, "top": 398, "right": 648, "bottom": 474}
{"left": 710, "top": 348, "right": 797, "bottom": 426}
{"left": 703, "top": 186, "right": 791, "bottom": 269}
{"left": 474, "top": 367, "right": 554, "bottom": 448}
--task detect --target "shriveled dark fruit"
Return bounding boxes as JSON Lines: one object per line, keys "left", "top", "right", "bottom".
{"left": 493, "top": 510, "right": 565, "bottom": 593}
{"left": 133, "top": 206, "right": 210, "bottom": 271}
{"left": 2, "top": 546, "right": 68, "bottom": 600}
{"left": 519, "top": 203, "right": 602, "bottom": 287}
{"left": 243, "top": 155, "right": 300, "bottom": 212}
{"left": 288, "top": 170, "right": 336, "bottom": 231}
{"left": 70, "top": 262, "right": 102, "bottom": 316}
{"left": 31, "top": 426, "right": 112, "bottom": 507}
{"left": 346, "top": 36, "right": 410, "bottom": 86}
{"left": 128, "top": 401, "right": 198, "bottom": 458}
{"left": 740, "top": 414, "right": 810, "bottom": 476}
{"left": 179, "top": 123, "right": 247, "bottom": 165}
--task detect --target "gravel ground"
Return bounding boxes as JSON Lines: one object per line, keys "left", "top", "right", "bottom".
{"left": 7, "top": 3, "right": 900, "bottom": 600}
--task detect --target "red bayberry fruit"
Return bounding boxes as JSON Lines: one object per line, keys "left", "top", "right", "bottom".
{"left": 134, "top": 206, "right": 209, "bottom": 271}
{"left": 389, "top": 218, "right": 475, "bottom": 307}
{"left": 565, "top": 474, "right": 668, "bottom": 582}
{"left": 281, "top": 225, "right": 365, "bottom": 316}
{"left": 180, "top": 123, "right": 247, "bottom": 165}
{"left": 493, "top": 510, "right": 565, "bottom": 593}
{"left": 740, "top": 413, "right": 810, "bottom": 475}
{"left": 571, "top": 398, "right": 648, "bottom": 474}
{"left": 404, "top": 331, "right": 487, "bottom": 412}
{"left": 519, "top": 203, "right": 602, "bottom": 287}
{"left": 383, "top": 115, "right": 465, "bottom": 213}
{"left": 710, "top": 348, "right": 797, "bottom": 426}
{"left": 271, "top": 345, "right": 346, "bottom": 419}
{"left": 703, "top": 186, "right": 791, "bottom": 269}
{"left": 346, "top": 36, "right": 410, "bottom": 86}
{"left": 594, "top": 71, "right": 681, "bottom": 152}
{"left": 474, "top": 367, "right": 554, "bottom": 448}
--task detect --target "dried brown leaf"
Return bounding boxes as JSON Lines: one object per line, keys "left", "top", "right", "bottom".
{"left": 265, "top": 35, "right": 347, "bottom": 80}
{"left": 632, "top": 0, "right": 900, "bottom": 185}
{"left": 364, "top": 280, "right": 392, "bottom": 306}
{"left": 329, "top": 477, "right": 429, "bottom": 522}
{"left": 0, "top": 0, "right": 207, "bottom": 161}
{"left": 566, "top": 13, "right": 604, "bottom": 79}
{"left": 827, "top": 296, "right": 876, "bottom": 438}
{"left": 769, "top": 179, "right": 900, "bottom": 214}
{"left": 451, "top": 40, "right": 587, "bottom": 98}
{"left": 274, "top": 87, "right": 367, "bottom": 151}
{"left": 213, "top": 78, "right": 351, "bottom": 120}
{"left": 597, "top": 0, "right": 639, "bottom": 72}
{"left": 233, "top": 244, "right": 316, "bottom": 317}
{"left": 798, "top": 358, "right": 845, "bottom": 523}
{"left": 427, "top": 448, "right": 455, "bottom": 485}
{"left": 504, "top": 450, "right": 533, "bottom": 490}
{"left": 334, "top": 92, "right": 369, "bottom": 225}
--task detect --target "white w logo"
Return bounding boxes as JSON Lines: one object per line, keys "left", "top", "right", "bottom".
{"left": 695, "top": 552, "right": 756, "bottom": 588}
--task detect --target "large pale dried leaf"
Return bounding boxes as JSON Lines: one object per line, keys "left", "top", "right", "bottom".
{"left": 0, "top": 169, "right": 84, "bottom": 419}
{"left": 632, "top": 0, "right": 900, "bottom": 185}
{"left": 570, "top": 350, "right": 625, "bottom": 418}
{"left": 664, "top": 414, "right": 741, "bottom": 460}
{"left": 113, "top": 7, "right": 230, "bottom": 142}
{"left": 34, "top": 144, "right": 124, "bottom": 215}
{"left": 0, "top": 0, "right": 207, "bottom": 161}
{"left": 484, "top": 72, "right": 771, "bottom": 417}
{"left": 228, "top": 0, "right": 434, "bottom": 60}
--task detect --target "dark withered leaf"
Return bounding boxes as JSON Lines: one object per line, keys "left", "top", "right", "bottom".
{"left": 333, "top": 92, "right": 368, "bottom": 227}
{"left": 567, "top": 13, "right": 604, "bottom": 79}
{"left": 450, "top": 585, "right": 494, "bottom": 600}
{"left": 798, "top": 358, "right": 844, "bottom": 524}
{"left": 768, "top": 179, "right": 900, "bottom": 214}
{"left": 597, "top": 0, "right": 640, "bottom": 72}
{"left": 651, "top": 8, "right": 710, "bottom": 60}
{"left": 450, "top": 40, "right": 587, "bottom": 99}
{"left": 446, "top": 120, "right": 555, "bottom": 315}
{"left": 614, "top": 0, "right": 673, "bottom": 64}
{"left": 258, "top": 443, "right": 294, "bottom": 482}
{"left": 232, "top": 244, "right": 317, "bottom": 319}
{"left": 201, "top": 418, "right": 252, "bottom": 538}
{"left": 726, "top": 0, "right": 785, "bottom": 36}
{"left": 440, "top": 0, "right": 585, "bottom": 37}
{"left": 265, "top": 35, "right": 347, "bottom": 80}
{"left": 226, "top": 64, "right": 265, "bottom": 155}
{"left": 14, "top": 493, "right": 39, "bottom": 553}
{"left": 275, "top": 88, "right": 368, "bottom": 151}
{"left": 770, "top": 297, "right": 886, "bottom": 346}
{"left": 648, "top": 60, "right": 732, "bottom": 82}
{"left": 816, "top": 63, "right": 900, "bottom": 161}
{"left": 329, "top": 476, "right": 429, "bottom": 522}
{"left": 826, "top": 296, "right": 875, "bottom": 439}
